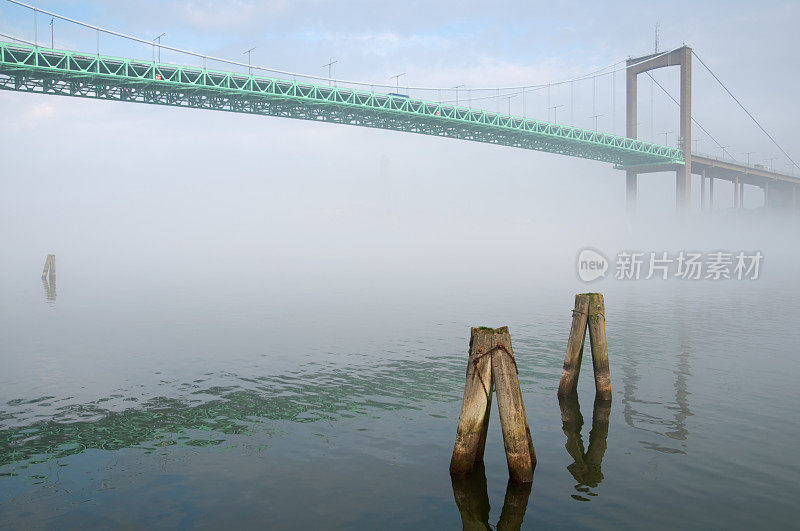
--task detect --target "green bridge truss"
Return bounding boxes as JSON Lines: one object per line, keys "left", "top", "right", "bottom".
{"left": 0, "top": 41, "right": 684, "bottom": 167}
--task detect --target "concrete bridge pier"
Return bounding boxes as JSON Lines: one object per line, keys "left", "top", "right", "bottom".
{"left": 734, "top": 176, "right": 740, "bottom": 208}
{"left": 626, "top": 171, "right": 637, "bottom": 213}
{"left": 709, "top": 176, "right": 714, "bottom": 210}
{"left": 676, "top": 166, "right": 691, "bottom": 211}
{"left": 700, "top": 169, "right": 706, "bottom": 211}
{"left": 740, "top": 181, "right": 745, "bottom": 208}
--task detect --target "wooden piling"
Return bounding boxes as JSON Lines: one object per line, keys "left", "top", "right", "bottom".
{"left": 587, "top": 293, "right": 612, "bottom": 401}
{"left": 449, "top": 327, "right": 494, "bottom": 477}
{"left": 557, "top": 294, "right": 589, "bottom": 398}
{"left": 490, "top": 327, "right": 536, "bottom": 484}
{"left": 41, "top": 254, "right": 56, "bottom": 281}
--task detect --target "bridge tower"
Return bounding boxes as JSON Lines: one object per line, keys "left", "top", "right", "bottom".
{"left": 625, "top": 46, "right": 692, "bottom": 212}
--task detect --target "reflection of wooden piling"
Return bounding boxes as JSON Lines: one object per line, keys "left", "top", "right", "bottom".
{"left": 451, "top": 462, "right": 533, "bottom": 531}
{"left": 558, "top": 393, "right": 585, "bottom": 467}
{"left": 450, "top": 463, "right": 491, "bottom": 531}
{"left": 450, "top": 327, "right": 494, "bottom": 477}
{"left": 41, "top": 276, "right": 57, "bottom": 302}
{"left": 587, "top": 293, "right": 611, "bottom": 401}
{"left": 557, "top": 294, "right": 589, "bottom": 397}
{"left": 41, "top": 254, "right": 56, "bottom": 280}
{"left": 490, "top": 327, "right": 536, "bottom": 484}
{"left": 558, "top": 293, "right": 611, "bottom": 401}
{"left": 497, "top": 479, "right": 532, "bottom": 531}
{"left": 450, "top": 326, "right": 536, "bottom": 484}
{"left": 558, "top": 394, "right": 610, "bottom": 488}
{"left": 586, "top": 397, "right": 610, "bottom": 471}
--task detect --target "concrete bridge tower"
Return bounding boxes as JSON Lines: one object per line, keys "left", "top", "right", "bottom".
{"left": 626, "top": 46, "right": 692, "bottom": 212}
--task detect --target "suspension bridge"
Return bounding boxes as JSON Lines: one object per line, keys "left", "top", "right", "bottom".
{"left": 0, "top": 1, "right": 797, "bottom": 213}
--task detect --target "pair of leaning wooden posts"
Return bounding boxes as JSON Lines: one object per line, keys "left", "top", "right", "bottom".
{"left": 449, "top": 293, "right": 611, "bottom": 484}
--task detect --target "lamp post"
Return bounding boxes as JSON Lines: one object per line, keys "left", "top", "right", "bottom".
{"left": 49, "top": 18, "right": 53, "bottom": 49}
{"left": 243, "top": 47, "right": 256, "bottom": 75}
{"left": 548, "top": 104, "right": 564, "bottom": 123}
{"left": 322, "top": 59, "right": 338, "bottom": 86}
{"left": 590, "top": 113, "right": 604, "bottom": 131}
{"left": 659, "top": 130, "right": 673, "bottom": 146}
{"left": 452, "top": 84, "right": 464, "bottom": 106}
{"left": 153, "top": 32, "right": 165, "bottom": 63}
{"left": 391, "top": 73, "right": 406, "bottom": 92}
{"left": 501, "top": 94, "right": 515, "bottom": 115}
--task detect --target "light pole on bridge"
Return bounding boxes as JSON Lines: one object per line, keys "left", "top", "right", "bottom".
{"left": 153, "top": 33, "right": 166, "bottom": 63}
{"left": 391, "top": 73, "right": 406, "bottom": 93}
{"left": 243, "top": 47, "right": 256, "bottom": 75}
{"left": 742, "top": 151, "right": 755, "bottom": 166}
{"left": 589, "top": 114, "right": 604, "bottom": 131}
{"left": 718, "top": 145, "right": 732, "bottom": 161}
{"left": 452, "top": 85, "right": 464, "bottom": 107}
{"left": 322, "top": 59, "right": 338, "bottom": 86}
{"left": 659, "top": 130, "right": 673, "bottom": 146}
{"left": 548, "top": 104, "right": 564, "bottom": 123}
{"left": 49, "top": 18, "right": 53, "bottom": 49}
{"left": 501, "top": 94, "right": 515, "bottom": 115}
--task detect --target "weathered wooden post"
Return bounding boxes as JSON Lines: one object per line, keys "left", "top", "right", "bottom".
{"left": 557, "top": 294, "right": 589, "bottom": 398}
{"left": 558, "top": 293, "right": 611, "bottom": 401}
{"left": 450, "top": 326, "right": 536, "bottom": 484}
{"left": 587, "top": 293, "right": 611, "bottom": 401}
{"left": 41, "top": 254, "right": 56, "bottom": 281}
{"left": 490, "top": 327, "right": 536, "bottom": 484}
{"left": 449, "top": 327, "right": 494, "bottom": 477}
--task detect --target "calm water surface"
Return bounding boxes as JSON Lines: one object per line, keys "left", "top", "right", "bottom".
{"left": 0, "top": 275, "right": 798, "bottom": 529}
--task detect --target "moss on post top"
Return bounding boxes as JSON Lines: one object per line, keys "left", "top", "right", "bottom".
{"left": 472, "top": 326, "right": 509, "bottom": 334}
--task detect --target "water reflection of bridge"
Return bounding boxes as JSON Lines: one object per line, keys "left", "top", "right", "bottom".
{"left": 620, "top": 301, "right": 693, "bottom": 455}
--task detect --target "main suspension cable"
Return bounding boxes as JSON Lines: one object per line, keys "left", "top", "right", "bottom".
{"left": 692, "top": 50, "right": 798, "bottom": 171}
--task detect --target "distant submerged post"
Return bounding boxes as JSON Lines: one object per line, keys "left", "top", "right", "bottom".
{"left": 41, "top": 254, "right": 56, "bottom": 281}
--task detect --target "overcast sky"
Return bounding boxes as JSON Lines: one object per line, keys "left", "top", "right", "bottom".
{"left": 0, "top": 1, "right": 798, "bottom": 290}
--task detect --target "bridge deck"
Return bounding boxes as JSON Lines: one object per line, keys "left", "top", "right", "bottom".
{"left": 615, "top": 154, "right": 800, "bottom": 187}
{"left": 0, "top": 41, "right": 684, "bottom": 167}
